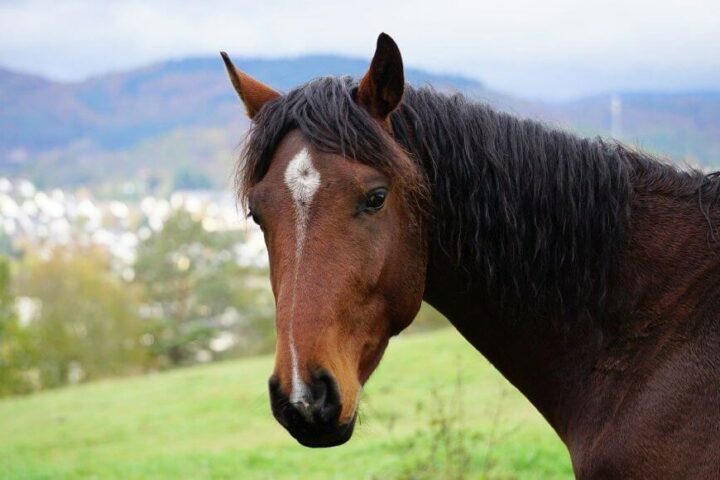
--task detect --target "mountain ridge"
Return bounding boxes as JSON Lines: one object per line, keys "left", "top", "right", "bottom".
{"left": 1, "top": 56, "right": 718, "bottom": 189}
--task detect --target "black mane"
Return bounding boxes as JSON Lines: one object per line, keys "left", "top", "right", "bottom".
{"left": 394, "top": 87, "right": 635, "bottom": 314}
{"left": 237, "top": 76, "right": 717, "bottom": 316}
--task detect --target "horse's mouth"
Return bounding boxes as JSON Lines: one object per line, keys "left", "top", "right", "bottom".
{"left": 287, "top": 415, "right": 356, "bottom": 448}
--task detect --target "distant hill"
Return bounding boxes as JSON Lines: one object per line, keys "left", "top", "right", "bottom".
{"left": 0, "top": 56, "right": 485, "bottom": 153}
{"left": 542, "top": 91, "right": 720, "bottom": 164}
{"left": 0, "top": 56, "right": 718, "bottom": 189}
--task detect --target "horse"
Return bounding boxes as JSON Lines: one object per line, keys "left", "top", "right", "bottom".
{"left": 221, "top": 33, "right": 720, "bottom": 478}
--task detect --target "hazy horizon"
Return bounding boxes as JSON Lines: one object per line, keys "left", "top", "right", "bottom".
{"left": 3, "top": 50, "right": 720, "bottom": 104}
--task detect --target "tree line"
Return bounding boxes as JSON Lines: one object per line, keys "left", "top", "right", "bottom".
{"left": 0, "top": 210, "right": 275, "bottom": 397}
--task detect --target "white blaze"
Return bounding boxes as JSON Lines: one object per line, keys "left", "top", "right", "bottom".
{"left": 283, "top": 148, "right": 321, "bottom": 405}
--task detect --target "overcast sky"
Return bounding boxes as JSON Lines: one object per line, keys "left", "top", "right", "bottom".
{"left": 1, "top": 0, "right": 719, "bottom": 100}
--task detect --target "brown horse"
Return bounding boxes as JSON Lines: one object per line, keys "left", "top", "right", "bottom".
{"left": 221, "top": 34, "right": 720, "bottom": 477}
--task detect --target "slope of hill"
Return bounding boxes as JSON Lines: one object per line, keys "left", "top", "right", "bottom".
{"left": 0, "top": 328, "right": 572, "bottom": 479}
{"left": 0, "top": 56, "right": 492, "bottom": 189}
{"left": 1, "top": 56, "right": 719, "bottom": 190}
{"left": 0, "top": 56, "right": 486, "bottom": 154}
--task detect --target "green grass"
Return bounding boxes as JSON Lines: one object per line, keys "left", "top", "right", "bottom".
{"left": 0, "top": 328, "right": 573, "bottom": 479}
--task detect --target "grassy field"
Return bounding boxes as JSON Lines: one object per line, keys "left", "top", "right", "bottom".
{"left": 0, "top": 328, "right": 573, "bottom": 479}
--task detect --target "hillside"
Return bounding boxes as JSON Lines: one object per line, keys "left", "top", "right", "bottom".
{"left": 1, "top": 56, "right": 719, "bottom": 189}
{"left": 0, "top": 56, "right": 486, "bottom": 153}
{"left": 0, "top": 56, "right": 491, "bottom": 189}
{"left": 544, "top": 91, "right": 720, "bottom": 163}
{"left": 0, "top": 328, "right": 573, "bottom": 479}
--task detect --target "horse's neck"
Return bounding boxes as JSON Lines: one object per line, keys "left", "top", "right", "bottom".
{"left": 423, "top": 183, "right": 720, "bottom": 450}
{"left": 423, "top": 249, "right": 600, "bottom": 436}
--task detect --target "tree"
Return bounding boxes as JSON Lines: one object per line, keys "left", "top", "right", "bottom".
{"left": 0, "top": 256, "right": 36, "bottom": 396}
{"left": 134, "top": 209, "right": 274, "bottom": 367}
{"left": 17, "top": 248, "right": 148, "bottom": 389}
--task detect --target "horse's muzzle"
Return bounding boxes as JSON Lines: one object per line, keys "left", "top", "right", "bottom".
{"left": 268, "top": 370, "right": 355, "bottom": 448}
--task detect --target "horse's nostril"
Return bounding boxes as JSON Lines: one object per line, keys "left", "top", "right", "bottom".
{"left": 268, "top": 375, "right": 280, "bottom": 392}
{"left": 312, "top": 370, "right": 341, "bottom": 423}
{"left": 311, "top": 373, "right": 328, "bottom": 408}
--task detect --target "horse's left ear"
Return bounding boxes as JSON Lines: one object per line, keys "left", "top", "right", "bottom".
{"left": 221, "top": 51, "right": 281, "bottom": 119}
{"left": 356, "top": 33, "right": 405, "bottom": 123}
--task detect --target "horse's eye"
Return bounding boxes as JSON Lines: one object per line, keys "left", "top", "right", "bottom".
{"left": 364, "top": 188, "right": 387, "bottom": 213}
{"left": 248, "top": 210, "right": 262, "bottom": 227}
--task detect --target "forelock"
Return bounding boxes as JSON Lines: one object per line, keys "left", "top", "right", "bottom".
{"left": 235, "top": 76, "right": 426, "bottom": 209}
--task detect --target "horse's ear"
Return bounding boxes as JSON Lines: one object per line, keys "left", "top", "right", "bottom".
{"left": 356, "top": 33, "right": 405, "bottom": 123}
{"left": 221, "top": 51, "right": 281, "bottom": 119}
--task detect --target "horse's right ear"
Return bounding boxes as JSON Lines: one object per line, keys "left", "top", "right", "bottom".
{"left": 221, "top": 51, "right": 280, "bottom": 119}
{"left": 356, "top": 33, "right": 405, "bottom": 124}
